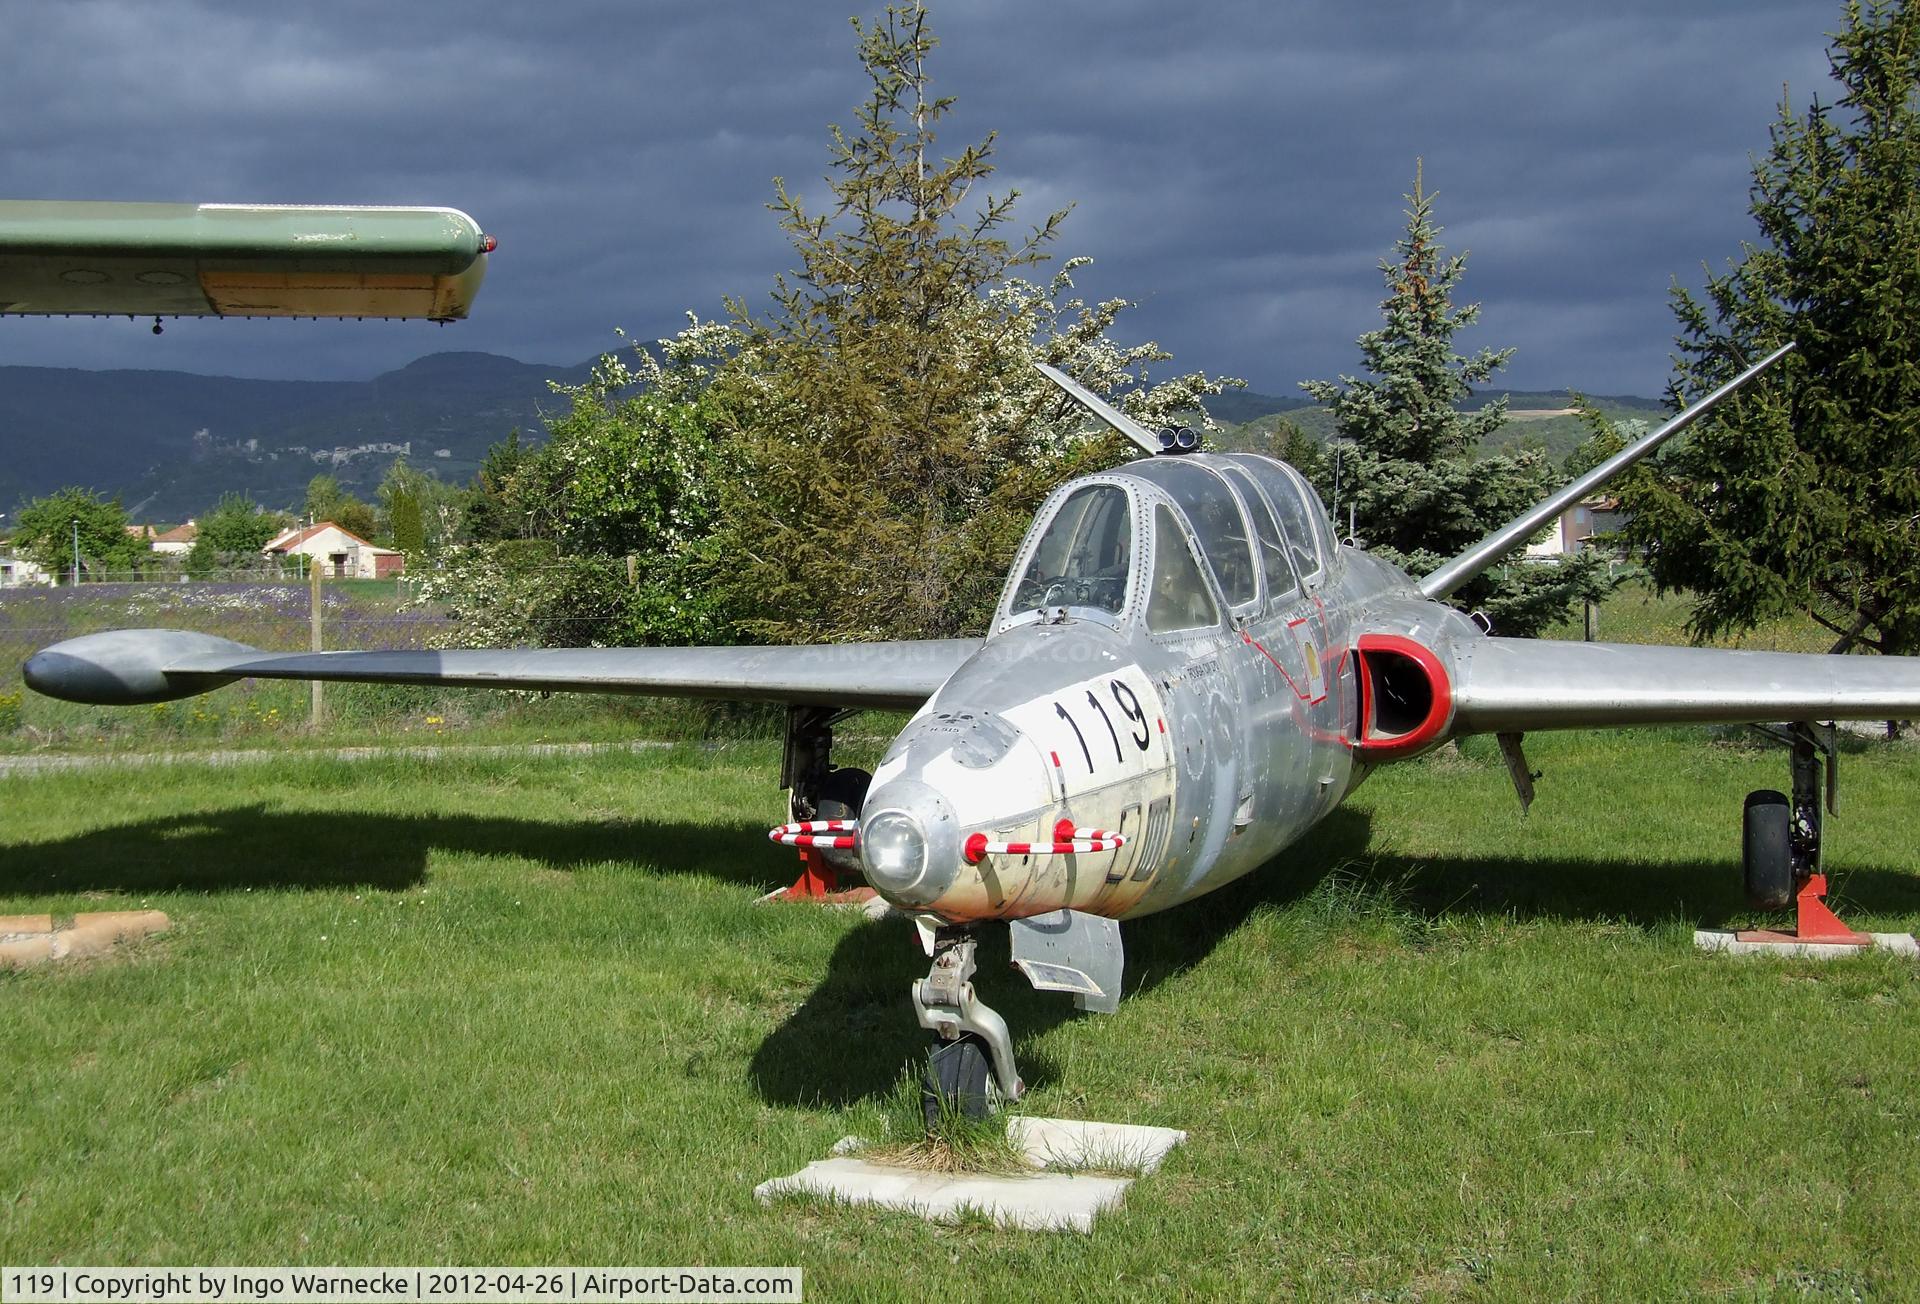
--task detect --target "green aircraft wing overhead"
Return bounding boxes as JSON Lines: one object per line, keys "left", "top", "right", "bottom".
{"left": 0, "top": 201, "right": 491, "bottom": 321}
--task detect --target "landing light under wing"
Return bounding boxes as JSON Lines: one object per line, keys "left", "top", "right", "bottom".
{"left": 0, "top": 201, "right": 491, "bottom": 321}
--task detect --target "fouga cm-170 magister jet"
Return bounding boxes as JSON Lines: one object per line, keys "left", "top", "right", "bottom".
{"left": 26, "top": 340, "right": 1920, "bottom": 1120}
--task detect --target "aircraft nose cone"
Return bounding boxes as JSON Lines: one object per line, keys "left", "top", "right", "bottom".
{"left": 859, "top": 778, "right": 960, "bottom": 907}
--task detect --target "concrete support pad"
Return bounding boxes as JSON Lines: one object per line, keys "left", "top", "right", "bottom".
{"left": 755, "top": 1117, "right": 1186, "bottom": 1233}
{"left": 755, "top": 886, "right": 896, "bottom": 921}
{"left": 0, "top": 911, "right": 171, "bottom": 970}
{"left": 1695, "top": 929, "right": 1919, "bottom": 959}
{"left": 1005, "top": 1116, "right": 1187, "bottom": 1174}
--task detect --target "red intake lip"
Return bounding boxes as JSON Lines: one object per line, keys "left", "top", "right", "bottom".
{"left": 1354, "top": 633, "right": 1453, "bottom": 758}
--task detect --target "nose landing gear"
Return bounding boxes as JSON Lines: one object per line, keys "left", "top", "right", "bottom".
{"left": 913, "top": 928, "right": 1024, "bottom": 1124}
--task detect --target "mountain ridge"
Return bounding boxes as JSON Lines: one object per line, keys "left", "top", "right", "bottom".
{"left": 0, "top": 352, "right": 1661, "bottom": 525}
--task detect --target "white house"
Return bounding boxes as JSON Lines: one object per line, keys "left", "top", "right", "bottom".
{"left": 1525, "top": 497, "right": 1623, "bottom": 559}
{"left": 0, "top": 553, "right": 53, "bottom": 587}
{"left": 150, "top": 521, "right": 197, "bottom": 556}
{"left": 263, "top": 522, "right": 405, "bottom": 579}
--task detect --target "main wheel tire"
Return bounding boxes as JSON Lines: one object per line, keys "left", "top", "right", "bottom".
{"left": 922, "top": 1033, "right": 994, "bottom": 1129}
{"left": 1744, "top": 789, "right": 1794, "bottom": 910}
{"left": 813, "top": 767, "right": 871, "bottom": 873}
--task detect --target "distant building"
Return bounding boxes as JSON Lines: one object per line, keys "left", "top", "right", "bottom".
{"left": 150, "top": 521, "right": 197, "bottom": 556}
{"left": 1525, "top": 496, "right": 1625, "bottom": 559}
{"left": 0, "top": 553, "right": 53, "bottom": 587}
{"left": 263, "top": 522, "right": 405, "bottom": 579}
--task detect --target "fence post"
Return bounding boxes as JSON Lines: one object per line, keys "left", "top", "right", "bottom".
{"left": 309, "top": 556, "right": 324, "bottom": 729}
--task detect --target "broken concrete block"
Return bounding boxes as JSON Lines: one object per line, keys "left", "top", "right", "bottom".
{"left": 73, "top": 910, "right": 171, "bottom": 939}
{"left": 0, "top": 935, "right": 55, "bottom": 970}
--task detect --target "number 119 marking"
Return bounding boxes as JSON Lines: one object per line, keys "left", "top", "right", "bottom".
{"left": 1054, "top": 681, "right": 1155, "bottom": 774}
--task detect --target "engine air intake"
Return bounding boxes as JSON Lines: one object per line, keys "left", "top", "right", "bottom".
{"left": 1354, "top": 634, "right": 1452, "bottom": 758}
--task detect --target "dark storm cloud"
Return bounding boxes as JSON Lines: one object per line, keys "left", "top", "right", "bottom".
{"left": 2, "top": 1, "right": 1839, "bottom": 396}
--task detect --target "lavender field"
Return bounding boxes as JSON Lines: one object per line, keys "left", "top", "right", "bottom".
{"left": 0, "top": 580, "right": 451, "bottom": 664}
{"left": 0, "top": 581, "right": 727, "bottom": 751}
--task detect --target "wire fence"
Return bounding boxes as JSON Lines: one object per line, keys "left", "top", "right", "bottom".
{"left": 0, "top": 581, "right": 452, "bottom": 665}
{"left": 0, "top": 571, "right": 695, "bottom": 672}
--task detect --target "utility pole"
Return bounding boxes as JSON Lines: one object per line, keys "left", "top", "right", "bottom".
{"left": 70, "top": 517, "right": 80, "bottom": 587}
{"left": 309, "top": 554, "right": 324, "bottom": 728}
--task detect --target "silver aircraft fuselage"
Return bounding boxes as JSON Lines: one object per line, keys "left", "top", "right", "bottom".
{"left": 854, "top": 451, "right": 1472, "bottom": 925}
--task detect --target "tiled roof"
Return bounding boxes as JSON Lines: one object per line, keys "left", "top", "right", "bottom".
{"left": 266, "top": 521, "right": 374, "bottom": 552}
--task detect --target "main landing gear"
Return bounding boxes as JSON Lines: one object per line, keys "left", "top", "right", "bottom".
{"left": 913, "top": 927, "right": 1025, "bottom": 1125}
{"left": 1739, "top": 722, "right": 1868, "bottom": 945}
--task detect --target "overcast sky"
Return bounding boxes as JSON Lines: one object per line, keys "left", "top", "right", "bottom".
{"left": 3, "top": 1, "right": 1839, "bottom": 397}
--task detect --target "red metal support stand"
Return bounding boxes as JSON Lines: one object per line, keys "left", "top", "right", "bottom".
{"left": 1736, "top": 874, "right": 1871, "bottom": 947}
{"left": 767, "top": 847, "right": 880, "bottom": 908}
{"left": 782, "top": 847, "right": 839, "bottom": 900}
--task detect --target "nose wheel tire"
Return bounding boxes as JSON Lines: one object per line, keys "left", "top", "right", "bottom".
{"left": 1743, "top": 788, "right": 1794, "bottom": 910}
{"left": 923, "top": 1033, "right": 995, "bottom": 1127}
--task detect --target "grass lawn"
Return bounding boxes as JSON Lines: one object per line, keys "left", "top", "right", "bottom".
{"left": 4, "top": 730, "right": 1919, "bottom": 1297}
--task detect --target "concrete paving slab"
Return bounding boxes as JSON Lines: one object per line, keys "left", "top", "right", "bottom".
{"left": 1006, "top": 1116, "right": 1187, "bottom": 1174}
{"left": 1695, "top": 929, "right": 1919, "bottom": 958}
{"left": 755, "top": 1116, "right": 1186, "bottom": 1232}
{"left": 755, "top": 1155, "right": 1132, "bottom": 1232}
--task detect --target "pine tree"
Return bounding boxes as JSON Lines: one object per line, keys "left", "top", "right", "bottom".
{"left": 1618, "top": 0, "right": 1920, "bottom": 659}
{"left": 711, "top": 2, "right": 1233, "bottom": 642}
{"left": 1300, "top": 166, "right": 1613, "bottom": 636}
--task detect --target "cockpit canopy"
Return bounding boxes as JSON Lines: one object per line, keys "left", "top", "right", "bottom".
{"left": 1000, "top": 453, "right": 1335, "bottom": 634}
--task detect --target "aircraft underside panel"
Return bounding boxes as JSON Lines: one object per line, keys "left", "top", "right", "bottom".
{"left": 0, "top": 201, "right": 491, "bottom": 320}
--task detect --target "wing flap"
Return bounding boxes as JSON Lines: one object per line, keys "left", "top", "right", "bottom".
{"left": 24, "top": 629, "right": 979, "bottom": 710}
{"left": 1450, "top": 638, "right": 1920, "bottom": 734}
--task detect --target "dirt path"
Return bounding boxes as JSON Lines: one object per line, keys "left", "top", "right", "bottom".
{"left": 0, "top": 738, "right": 680, "bottom": 777}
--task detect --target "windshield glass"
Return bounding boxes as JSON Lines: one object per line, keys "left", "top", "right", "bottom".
{"left": 1010, "top": 484, "right": 1134, "bottom": 615}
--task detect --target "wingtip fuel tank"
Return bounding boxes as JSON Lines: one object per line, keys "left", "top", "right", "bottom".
{"left": 22, "top": 629, "right": 255, "bottom": 705}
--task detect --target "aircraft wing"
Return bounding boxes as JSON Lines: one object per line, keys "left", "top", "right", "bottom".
{"left": 23, "top": 629, "right": 982, "bottom": 711}
{"left": 1447, "top": 638, "right": 1920, "bottom": 735}
{"left": 0, "top": 201, "right": 491, "bottom": 321}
